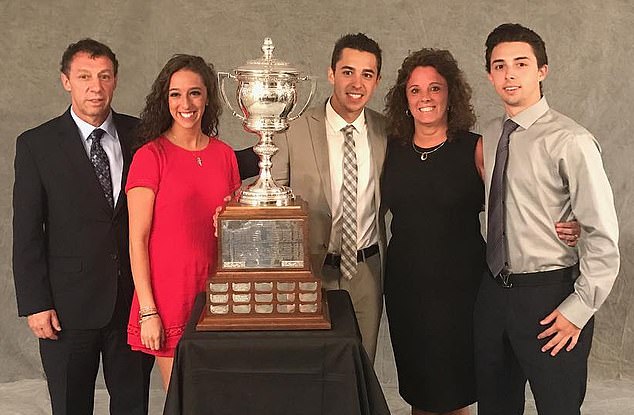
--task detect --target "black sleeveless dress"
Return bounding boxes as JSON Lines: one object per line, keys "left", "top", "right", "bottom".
{"left": 382, "top": 131, "right": 486, "bottom": 412}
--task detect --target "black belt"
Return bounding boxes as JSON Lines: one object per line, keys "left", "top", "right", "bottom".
{"left": 324, "top": 244, "right": 379, "bottom": 268}
{"left": 491, "top": 264, "right": 579, "bottom": 288}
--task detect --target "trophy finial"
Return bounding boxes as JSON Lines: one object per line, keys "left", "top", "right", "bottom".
{"left": 262, "top": 37, "right": 275, "bottom": 61}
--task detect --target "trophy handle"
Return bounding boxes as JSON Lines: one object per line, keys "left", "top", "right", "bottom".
{"left": 287, "top": 76, "right": 316, "bottom": 122}
{"left": 218, "top": 72, "right": 246, "bottom": 121}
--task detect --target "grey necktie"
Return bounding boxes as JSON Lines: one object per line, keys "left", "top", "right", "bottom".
{"left": 341, "top": 125, "right": 357, "bottom": 280}
{"left": 486, "top": 119, "right": 519, "bottom": 279}
{"left": 89, "top": 128, "right": 114, "bottom": 208}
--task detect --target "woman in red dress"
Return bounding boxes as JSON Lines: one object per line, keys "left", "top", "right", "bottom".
{"left": 126, "top": 55, "right": 241, "bottom": 389}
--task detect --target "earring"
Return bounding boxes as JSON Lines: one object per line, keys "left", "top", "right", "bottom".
{"left": 405, "top": 109, "right": 411, "bottom": 117}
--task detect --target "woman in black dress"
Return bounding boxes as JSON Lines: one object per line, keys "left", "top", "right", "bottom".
{"left": 382, "top": 49, "right": 579, "bottom": 415}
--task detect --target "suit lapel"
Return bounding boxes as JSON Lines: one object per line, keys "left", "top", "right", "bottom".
{"left": 307, "top": 105, "right": 332, "bottom": 209}
{"left": 112, "top": 111, "right": 132, "bottom": 218}
{"left": 365, "top": 110, "right": 386, "bottom": 214}
{"left": 57, "top": 108, "right": 114, "bottom": 217}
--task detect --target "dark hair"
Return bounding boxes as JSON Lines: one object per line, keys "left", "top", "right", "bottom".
{"left": 485, "top": 23, "right": 548, "bottom": 72}
{"left": 60, "top": 38, "right": 118, "bottom": 76}
{"left": 135, "top": 54, "right": 222, "bottom": 149}
{"left": 331, "top": 33, "right": 382, "bottom": 75}
{"left": 384, "top": 48, "right": 476, "bottom": 145}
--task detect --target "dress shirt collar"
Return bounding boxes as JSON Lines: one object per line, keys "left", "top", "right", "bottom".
{"left": 70, "top": 107, "right": 117, "bottom": 141}
{"left": 508, "top": 96, "right": 549, "bottom": 130}
{"left": 325, "top": 97, "right": 366, "bottom": 133}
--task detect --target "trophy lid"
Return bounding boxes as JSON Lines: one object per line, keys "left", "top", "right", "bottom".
{"left": 235, "top": 38, "right": 299, "bottom": 75}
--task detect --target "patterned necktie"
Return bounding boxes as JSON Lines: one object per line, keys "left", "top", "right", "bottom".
{"left": 340, "top": 125, "right": 357, "bottom": 280}
{"left": 89, "top": 128, "right": 114, "bottom": 208}
{"left": 486, "top": 119, "right": 519, "bottom": 278}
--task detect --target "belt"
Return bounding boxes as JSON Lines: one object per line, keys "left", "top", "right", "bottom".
{"left": 491, "top": 264, "right": 579, "bottom": 288}
{"left": 324, "top": 244, "right": 379, "bottom": 268}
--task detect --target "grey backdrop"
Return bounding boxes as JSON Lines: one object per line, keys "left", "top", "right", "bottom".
{"left": 1, "top": 0, "right": 632, "bottom": 384}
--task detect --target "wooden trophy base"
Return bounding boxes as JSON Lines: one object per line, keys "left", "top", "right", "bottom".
{"left": 196, "top": 197, "right": 331, "bottom": 331}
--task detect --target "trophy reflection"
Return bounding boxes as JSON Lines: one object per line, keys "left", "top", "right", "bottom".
{"left": 196, "top": 38, "right": 331, "bottom": 331}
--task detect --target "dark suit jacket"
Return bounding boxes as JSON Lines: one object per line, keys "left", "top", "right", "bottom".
{"left": 234, "top": 147, "right": 260, "bottom": 180}
{"left": 13, "top": 108, "right": 137, "bottom": 330}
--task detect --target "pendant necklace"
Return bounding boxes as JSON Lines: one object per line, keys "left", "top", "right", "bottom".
{"left": 166, "top": 131, "right": 206, "bottom": 167}
{"left": 192, "top": 132, "right": 206, "bottom": 167}
{"left": 412, "top": 139, "right": 447, "bottom": 161}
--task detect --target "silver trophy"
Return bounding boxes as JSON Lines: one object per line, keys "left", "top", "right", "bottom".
{"left": 218, "top": 37, "right": 315, "bottom": 206}
{"left": 199, "top": 39, "right": 330, "bottom": 331}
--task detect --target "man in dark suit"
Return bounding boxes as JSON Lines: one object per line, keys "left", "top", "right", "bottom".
{"left": 12, "top": 38, "right": 153, "bottom": 415}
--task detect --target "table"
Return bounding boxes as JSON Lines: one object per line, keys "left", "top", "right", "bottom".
{"left": 163, "top": 290, "right": 390, "bottom": 415}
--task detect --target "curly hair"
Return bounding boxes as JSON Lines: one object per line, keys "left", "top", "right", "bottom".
{"left": 134, "top": 54, "right": 222, "bottom": 150}
{"left": 384, "top": 48, "right": 476, "bottom": 145}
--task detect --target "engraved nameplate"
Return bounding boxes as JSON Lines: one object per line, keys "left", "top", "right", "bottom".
{"left": 232, "top": 282, "right": 251, "bottom": 292}
{"left": 299, "top": 281, "right": 318, "bottom": 291}
{"left": 277, "top": 304, "right": 296, "bottom": 313}
{"left": 210, "top": 294, "right": 229, "bottom": 304}
{"left": 277, "top": 293, "right": 296, "bottom": 302}
{"left": 210, "top": 304, "right": 229, "bottom": 314}
{"left": 232, "top": 294, "right": 251, "bottom": 303}
{"left": 255, "top": 282, "right": 273, "bottom": 292}
{"left": 277, "top": 282, "right": 296, "bottom": 292}
{"left": 281, "top": 260, "right": 304, "bottom": 268}
{"left": 223, "top": 261, "right": 246, "bottom": 268}
{"left": 210, "top": 282, "right": 229, "bottom": 293}
{"left": 299, "top": 292, "right": 317, "bottom": 302}
{"left": 220, "top": 219, "right": 304, "bottom": 269}
{"left": 233, "top": 304, "right": 252, "bottom": 314}
{"left": 255, "top": 293, "right": 273, "bottom": 303}
{"left": 255, "top": 304, "right": 274, "bottom": 314}
{"left": 299, "top": 303, "right": 318, "bottom": 313}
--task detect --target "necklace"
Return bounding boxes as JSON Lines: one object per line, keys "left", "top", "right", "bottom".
{"left": 165, "top": 131, "right": 206, "bottom": 167}
{"left": 412, "top": 139, "right": 447, "bottom": 161}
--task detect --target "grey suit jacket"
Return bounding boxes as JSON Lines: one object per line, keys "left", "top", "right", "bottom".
{"left": 271, "top": 104, "right": 388, "bottom": 278}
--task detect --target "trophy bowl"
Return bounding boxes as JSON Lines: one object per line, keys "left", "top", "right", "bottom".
{"left": 219, "top": 38, "right": 315, "bottom": 206}
{"left": 237, "top": 72, "right": 297, "bottom": 132}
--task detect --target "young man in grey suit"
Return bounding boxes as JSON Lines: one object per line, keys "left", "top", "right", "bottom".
{"left": 12, "top": 39, "right": 154, "bottom": 414}
{"left": 272, "top": 33, "right": 386, "bottom": 362}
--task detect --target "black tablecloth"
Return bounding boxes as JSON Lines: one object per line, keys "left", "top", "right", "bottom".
{"left": 163, "top": 290, "right": 390, "bottom": 415}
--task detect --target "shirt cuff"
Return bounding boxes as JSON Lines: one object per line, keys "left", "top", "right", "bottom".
{"left": 557, "top": 292, "right": 596, "bottom": 329}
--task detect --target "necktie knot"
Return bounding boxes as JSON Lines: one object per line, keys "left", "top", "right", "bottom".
{"left": 89, "top": 128, "right": 106, "bottom": 143}
{"left": 502, "top": 119, "right": 519, "bottom": 137}
{"left": 341, "top": 125, "right": 355, "bottom": 141}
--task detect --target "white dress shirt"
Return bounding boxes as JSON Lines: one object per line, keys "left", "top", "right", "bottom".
{"left": 325, "top": 99, "right": 378, "bottom": 252}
